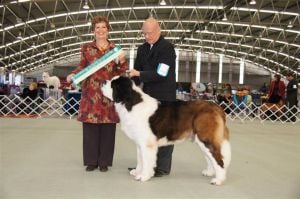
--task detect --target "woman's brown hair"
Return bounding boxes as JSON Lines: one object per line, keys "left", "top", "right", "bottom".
{"left": 274, "top": 74, "right": 281, "bottom": 81}
{"left": 91, "top": 16, "right": 110, "bottom": 31}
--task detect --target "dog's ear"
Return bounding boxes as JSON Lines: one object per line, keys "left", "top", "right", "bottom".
{"left": 119, "top": 71, "right": 140, "bottom": 86}
{"left": 111, "top": 80, "right": 121, "bottom": 102}
{"left": 111, "top": 76, "right": 133, "bottom": 103}
{"left": 111, "top": 76, "right": 143, "bottom": 111}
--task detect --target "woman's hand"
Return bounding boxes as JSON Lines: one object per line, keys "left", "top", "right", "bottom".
{"left": 118, "top": 51, "right": 126, "bottom": 64}
{"left": 66, "top": 73, "right": 75, "bottom": 83}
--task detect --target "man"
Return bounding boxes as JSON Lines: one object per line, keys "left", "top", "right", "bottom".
{"left": 286, "top": 73, "right": 298, "bottom": 122}
{"left": 128, "top": 17, "right": 176, "bottom": 177}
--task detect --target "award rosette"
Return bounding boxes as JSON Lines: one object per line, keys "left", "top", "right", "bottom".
{"left": 71, "top": 45, "right": 123, "bottom": 88}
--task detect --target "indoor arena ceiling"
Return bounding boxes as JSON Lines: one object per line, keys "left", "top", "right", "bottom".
{"left": 0, "top": 0, "right": 299, "bottom": 75}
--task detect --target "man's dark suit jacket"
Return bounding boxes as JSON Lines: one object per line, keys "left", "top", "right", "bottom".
{"left": 133, "top": 36, "right": 176, "bottom": 102}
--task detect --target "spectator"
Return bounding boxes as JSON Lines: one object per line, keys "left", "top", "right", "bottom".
{"left": 203, "top": 82, "right": 215, "bottom": 101}
{"left": 286, "top": 73, "right": 298, "bottom": 122}
{"left": 233, "top": 85, "right": 252, "bottom": 110}
{"left": 218, "top": 90, "right": 232, "bottom": 114}
{"left": 21, "top": 82, "right": 38, "bottom": 100}
{"left": 259, "top": 82, "right": 268, "bottom": 94}
{"left": 267, "top": 74, "right": 286, "bottom": 103}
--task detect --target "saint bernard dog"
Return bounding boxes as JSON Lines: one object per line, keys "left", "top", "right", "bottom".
{"left": 101, "top": 76, "right": 231, "bottom": 185}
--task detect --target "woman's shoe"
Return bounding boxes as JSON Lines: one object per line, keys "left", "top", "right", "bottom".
{"left": 99, "top": 166, "right": 108, "bottom": 172}
{"left": 86, "top": 165, "right": 97, "bottom": 171}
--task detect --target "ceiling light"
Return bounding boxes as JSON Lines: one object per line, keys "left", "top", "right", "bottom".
{"left": 222, "top": 13, "right": 228, "bottom": 21}
{"left": 287, "top": 20, "right": 293, "bottom": 28}
{"left": 249, "top": 0, "right": 256, "bottom": 5}
{"left": 83, "top": 0, "right": 89, "bottom": 9}
{"left": 50, "top": 22, "right": 55, "bottom": 28}
{"left": 16, "top": 17, "right": 22, "bottom": 24}
{"left": 160, "top": 0, "right": 167, "bottom": 6}
{"left": 17, "top": 31, "right": 23, "bottom": 40}
{"left": 86, "top": 18, "right": 91, "bottom": 26}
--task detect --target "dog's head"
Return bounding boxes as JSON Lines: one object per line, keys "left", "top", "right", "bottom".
{"left": 101, "top": 76, "right": 142, "bottom": 111}
{"left": 42, "top": 72, "right": 49, "bottom": 80}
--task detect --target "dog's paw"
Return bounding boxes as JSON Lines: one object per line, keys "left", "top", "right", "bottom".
{"left": 140, "top": 174, "right": 152, "bottom": 182}
{"left": 134, "top": 174, "right": 142, "bottom": 181}
{"left": 129, "top": 169, "right": 137, "bottom": 176}
{"left": 210, "top": 177, "right": 223, "bottom": 186}
{"left": 202, "top": 169, "right": 215, "bottom": 177}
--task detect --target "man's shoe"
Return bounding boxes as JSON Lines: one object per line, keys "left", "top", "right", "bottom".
{"left": 99, "top": 166, "right": 108, "bottom": 172}
{"left": 154, "top": 170, "right": 170, "bottom": 177}
{"left": 86, "top": 165, "right": 97, "bottom": 171}
{"left": 128, "top": 167, "right": 135, "bottom": 171}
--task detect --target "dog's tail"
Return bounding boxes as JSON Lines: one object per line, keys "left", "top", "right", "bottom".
{"left": 211, "top": 115, "right": 231, "bottom": 169}
{"left": 221, "top": 138, "right": 231, "bottom": 169}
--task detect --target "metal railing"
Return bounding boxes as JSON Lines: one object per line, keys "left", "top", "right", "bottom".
{"left": 0, "top": 94, "right": 299, "bottom": 123}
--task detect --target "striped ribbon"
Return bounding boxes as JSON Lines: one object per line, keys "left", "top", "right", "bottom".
{"left": 72, "top": 45, "right": 123, "bottom": 87}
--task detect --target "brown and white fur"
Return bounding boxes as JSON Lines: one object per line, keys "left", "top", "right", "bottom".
{"left": 260, "top": 100, "right": 284, "bottom": 119}
{"left": 101, "top": 76, "right": 231, "bottom": 185}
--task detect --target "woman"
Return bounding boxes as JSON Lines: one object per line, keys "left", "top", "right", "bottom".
{"left": 21, "top": 82, "right": 38, "bottom": 100}
{"left": 66, "top": 16, "right": 128, "bottom": 172}
{"left": 267, "top": 74, "right": 286, "bottom": 103}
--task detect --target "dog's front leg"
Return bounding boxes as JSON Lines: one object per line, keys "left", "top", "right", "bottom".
{"left": 138, "top": 142, "right": 158, "bottom": 182}
{"left": 130, "top": 145, "right": 142, "bottom": 179}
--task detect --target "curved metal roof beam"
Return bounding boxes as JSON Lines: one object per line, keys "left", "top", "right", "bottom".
{"left": 2, "top": 39, "right": 299, "bottom": 73}
{"left": 2, "top": 19, "right": 299, "bottom": 51}
{"left": 177, "top": 43, "right": 298, "bottom": 75}
{"left": 1, "top": 6, "right": 299, "bottom": 33}
{"left": 21, "top": 46, "right": 282, "bottom": 76}
{"left": 7, "top": 38, "right": 297, "bottom": 76}
{"left": 20, "top": 48, "right": 81, "bottom": 72}
{"left": 2, "top": 26, "right": 299, "bottom": 65}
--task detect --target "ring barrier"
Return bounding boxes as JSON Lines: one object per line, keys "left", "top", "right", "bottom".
{"left": 0, "top": 94, "right": 299, "bottom": 123}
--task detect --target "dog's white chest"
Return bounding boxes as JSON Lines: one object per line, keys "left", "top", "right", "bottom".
{"left": 115, "top": 99, "right": 157, "bottom": 141}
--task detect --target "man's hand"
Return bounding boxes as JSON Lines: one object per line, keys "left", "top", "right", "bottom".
{"left": 127, "top": 69, "right": 140, "bottom": 77}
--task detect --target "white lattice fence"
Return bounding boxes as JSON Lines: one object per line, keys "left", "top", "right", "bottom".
{"left": 219, "top": 101, "right": 299, "bottom": 123}
{"left": 0, "top": 95, "right": 299, "bottom": 123}
{"left": 0, "top": 95, "right": 79, "bottom": 118}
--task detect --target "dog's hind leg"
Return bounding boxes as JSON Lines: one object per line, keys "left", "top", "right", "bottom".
{"left": 195, "top": 136, "right": 227, "bottom": 185}
{"left": 221, "top": 128, "right": 231, "bottom": 170}
{"left": 202, "top": 155, "right": 215, "bottom": 177}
